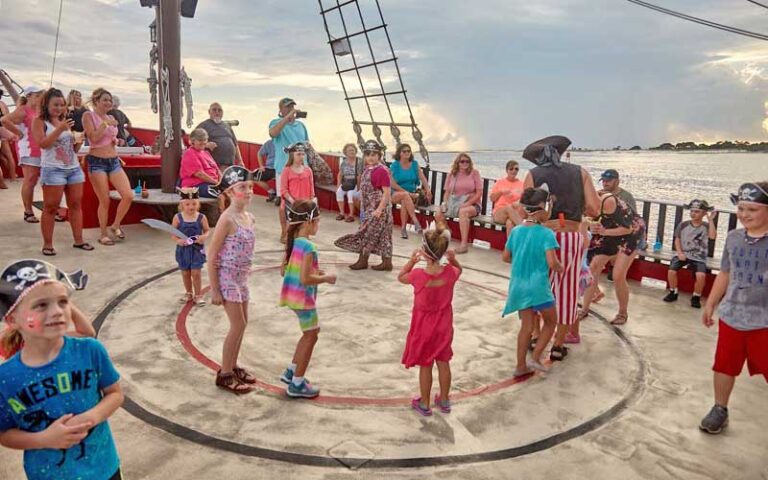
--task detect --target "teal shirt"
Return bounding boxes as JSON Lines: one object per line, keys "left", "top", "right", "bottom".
{"left": 391, "top": 160, "right": 420, "bottom": 193}
{"left": 269, "top": 117, "right": 309, "bottom": 173}
{"left": 503, "top": 223, "right": 559, "bottom": 316}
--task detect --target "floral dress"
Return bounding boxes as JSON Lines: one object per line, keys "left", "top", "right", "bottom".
{"left": 216, "top": 213, "right": 256, "bottom": 303}
{"left": 334, "top": 164, "right": 393, "bottom": 257}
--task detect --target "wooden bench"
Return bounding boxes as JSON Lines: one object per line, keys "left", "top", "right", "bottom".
{"left": 109, "top": 189, "right": 220, "bottom": 225}
{"left": 637, "top": 247, "right": 721, "bottom": 272}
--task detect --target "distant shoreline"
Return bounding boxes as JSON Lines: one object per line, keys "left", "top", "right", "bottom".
{"left": 430, "top": 148, "right": 768, "bottom": 154}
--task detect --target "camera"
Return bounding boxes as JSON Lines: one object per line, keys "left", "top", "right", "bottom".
{"left": 296, "top": 111, "right": 308, "bottom": 119}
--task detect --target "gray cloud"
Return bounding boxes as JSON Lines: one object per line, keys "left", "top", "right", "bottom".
{"left": 3, "top": 0, "right": 768, "bottom": 150}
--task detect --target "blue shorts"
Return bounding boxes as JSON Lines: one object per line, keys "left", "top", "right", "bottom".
{"left": 19, "top": 156, "right": 41, "bottom": 167}
{"left": 531, "top": 301, "right": 555, "bottom": 313}
{"left": 87, "top": 155, "right": 122, "bottom": 175}
{"left": 40, "top": 166, "right": 85, "bottom": 186}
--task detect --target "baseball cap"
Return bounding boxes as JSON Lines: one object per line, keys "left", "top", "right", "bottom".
{"left": 600, "top": 169, "right": 619, "bottom": 180}
{"left": 278, "top": 97, "right": 296, "bottom": 108}
{"left": 21, "top": 86, "right": 44, "bottom": 97}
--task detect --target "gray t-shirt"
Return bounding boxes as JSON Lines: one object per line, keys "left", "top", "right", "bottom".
{"left": 674, "top": 220, "right": 709, "bottom": 262}
{"left": 196, "top": 119, "right": 238, "bottom": 167}
{"left": 718, "top": 229, "right": 768, "bottom": 331}
{"left": 616, "top": 189, "right": 637, "bottom": 214}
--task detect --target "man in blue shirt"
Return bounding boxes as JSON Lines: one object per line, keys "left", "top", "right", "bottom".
{"left": 255, "top": 138, "right": 277, "bottom": 202}
{"left": 269, "top": 97, "right": 309, "bottom": 207}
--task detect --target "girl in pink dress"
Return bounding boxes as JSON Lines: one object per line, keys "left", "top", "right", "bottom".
{"left": 399, "top": 216, "right": 463, "bottom": 416}
{"left": 278, "top": 142, "right": 315, "bottom": 243}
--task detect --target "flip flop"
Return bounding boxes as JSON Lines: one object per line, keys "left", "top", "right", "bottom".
{"left": 54, "top": 214, "right": 66, "bottom": 222}
{"left": 110, "top": 226, "right": 126, "bottom": 240}
{"left": 98, "top": 237, "right": 115, "bottom": 246}
{"left": 73, "top": 243, "right": 95, "bottom": 251}
{"left": 41, "top": 247, "right": 56, "bottom": 256}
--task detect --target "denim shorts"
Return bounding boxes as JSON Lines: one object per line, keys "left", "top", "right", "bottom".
{"left": 87, "top": 155, "right": 122, "bottom": 175}
{"left": 40, "top": 165, "right": 85, "bottom": 186}
{"left": 19, "top": 156, "right": 41, "bottom": 167}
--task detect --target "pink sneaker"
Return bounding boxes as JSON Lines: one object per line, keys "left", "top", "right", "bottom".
{"left": 434, "top": 394, "right": 451, "bottom": 414}
{"left": 411, "top": 397, "right": 432, "bottom": 416}
{"left": 564, "top": 332, "right": 581, "bottom": 344}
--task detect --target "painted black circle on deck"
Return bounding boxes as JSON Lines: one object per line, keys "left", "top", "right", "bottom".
{"left": 93, "top": 250, "right": 648, "bottom": 469}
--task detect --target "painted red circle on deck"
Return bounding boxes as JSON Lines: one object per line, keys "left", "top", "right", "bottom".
{"left": 175, "top": 263, "right": 540, "bottom": 406}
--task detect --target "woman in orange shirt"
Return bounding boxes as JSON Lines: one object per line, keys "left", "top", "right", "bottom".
{"left": 490, "top": 160, "right": 525, "bottom": 235}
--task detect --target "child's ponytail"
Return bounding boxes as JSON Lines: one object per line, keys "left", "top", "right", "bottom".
{"left": 218, "top": 190, "right": 232, "bottom": 212}
{"left": 283, "top": 199, "right": 320, "bottom": 265}
{"left": 0, "top": 328, "right": 23, "bottom": 359}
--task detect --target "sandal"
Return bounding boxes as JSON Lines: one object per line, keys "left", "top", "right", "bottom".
{"left": 179, "top": 292, "right": 193, "bottom": 304}
{"left": 528, "top": 337, "right": 538, "bottom": 352}
{"left": 41, "top": 247, "right": 56, "bottom": 256}
{"left": 610, "top": 313, "right": 628, "bottom": 326}
{"left": 233, "top": 367, "right": 257, "bottom": 385}
{"left": 344, "top": 216, "right": 355, "bottom": 223}
{"left": 193, "top": 295, "right": 206, "bottom": 307}
{"left": 336, "top": 214, "right": 345, "bottom": 221}
{"left": 110, "top": 226, "right": 125, "bottom": 240}
{"left": 576, "top": 309, "right": 589, "bottom": 321}
{"left": 24, "top": 212, "right": 40, "bottom": 224}
{"left": 98, "top": 237, "right": 115, "bottom": 246}
{"left": 215, "top": 370, "right": 253, "bottom": 395}
{"left": 73, "top": 243, "right": 94, "bottom": 251}
{"left": 549, "top": 345, "right": 569, "bottom": 362}
{"left": 54, "top": 214, "right": 66, "bottom": 222}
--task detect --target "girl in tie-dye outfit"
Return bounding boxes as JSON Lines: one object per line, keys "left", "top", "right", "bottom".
{"left": 279, "top": 199, "right": 336, "bottom": 399}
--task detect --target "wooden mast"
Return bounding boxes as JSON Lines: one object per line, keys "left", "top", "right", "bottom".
{"left": 157, "top": 0, "right": 183, "bottom": 193}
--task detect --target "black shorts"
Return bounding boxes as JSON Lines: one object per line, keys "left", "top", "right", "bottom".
{"left": 254, "top": 168, "right": 275, "bottom": 182}
{"left": 669, "top": 256, "right": 708, "bottom": 274}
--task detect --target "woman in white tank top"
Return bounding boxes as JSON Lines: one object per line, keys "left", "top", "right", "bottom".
{"left": 31, "top": 88, "right": 92, "bottom": 256}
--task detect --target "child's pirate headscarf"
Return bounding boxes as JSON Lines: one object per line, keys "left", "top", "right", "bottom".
{"left": 283, "top": 142, "right": 309, "bottom": 154}
{"left": 0, "top": 259, "right": 88, "bottom": 319}
{"left": 208, "top": 165, "right": 253, "bottom": 198}
{"left": 730, "top": 183, "right": 768, "bottom": 207}
{"left": 285, "top": 199, "right": 320, "bottom": 225}
{"left": 177, "top": 187, "right": 199, "bottom": 200}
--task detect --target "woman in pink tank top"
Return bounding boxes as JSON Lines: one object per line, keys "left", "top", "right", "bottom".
{"left": 0, "top": 86, "right": 45, "bottom": 223}
{"left": 82, "top": 88, "right": 134, "bottom": 246}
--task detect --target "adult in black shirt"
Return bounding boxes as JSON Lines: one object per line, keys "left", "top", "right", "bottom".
{"left": 108, "top": 95, "right": 131, "bottom": 144}
{"left": 66, "top": 89, "right": 87, "bottom": 133}
{"left": 195, "top": 102, "right": 243, "bottom": 169}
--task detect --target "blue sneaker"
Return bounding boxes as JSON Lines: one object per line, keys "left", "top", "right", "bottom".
{"left": 287, "top": 380, "right": 320, "bottom": 398}
{"left": 280, "top": 369, "right": 310, "bottom": 385}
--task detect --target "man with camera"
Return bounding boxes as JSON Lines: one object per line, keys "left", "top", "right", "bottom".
{"left": 196, "top": 102, "right": 243, "bottom": 169}
{"left": 269, "top": 97, "right": 309, "bottom": 205}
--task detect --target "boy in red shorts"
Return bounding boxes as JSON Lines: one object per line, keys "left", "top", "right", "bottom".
{"left": 700, "top": 181, "right": 768, "bottom": 434}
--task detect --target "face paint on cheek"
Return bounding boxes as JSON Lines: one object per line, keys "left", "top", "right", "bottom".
{"left": 25, "top": 314, "right": 44, "bottom": 333}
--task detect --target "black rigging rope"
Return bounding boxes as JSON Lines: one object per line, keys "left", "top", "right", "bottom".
{"left": 626, "top": 0, "right": 768, "bottom": 41}
{"left": 746, "top": 0, "right": 768, "bottom": 10}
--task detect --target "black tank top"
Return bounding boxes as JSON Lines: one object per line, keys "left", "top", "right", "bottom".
{"left": 530, "top": 163, "right": 585, "bottom": 222}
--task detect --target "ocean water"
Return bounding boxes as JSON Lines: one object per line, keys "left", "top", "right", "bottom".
{"left": 429, "top": 150, "right": 767, "bottom": 209}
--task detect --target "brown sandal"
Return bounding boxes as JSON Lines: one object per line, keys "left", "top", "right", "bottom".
{"left": 336, "top": 213, "right": 345, "bottom": 221}
{"left": 215, "top": 370, "right": 253, "bottom": 394}
{"left": 610, "top": 313, "right": 628, "bottom": 325}
{"left": 233, "top": 367, "right": 257, "bottom": 384}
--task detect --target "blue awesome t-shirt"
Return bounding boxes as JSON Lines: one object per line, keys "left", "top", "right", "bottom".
{"left": 0, "top": 337, "right": 121, "bottom": 480}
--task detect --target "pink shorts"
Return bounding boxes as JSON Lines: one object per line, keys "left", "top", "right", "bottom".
{"left": 713, "top": 320, "right": 768, "bottom": 382}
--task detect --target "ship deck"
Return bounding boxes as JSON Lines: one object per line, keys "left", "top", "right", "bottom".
{"left": 1, "top": 180, "right": 766, "bottom": 480}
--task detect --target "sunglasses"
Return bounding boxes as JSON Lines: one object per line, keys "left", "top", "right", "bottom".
{"left": 459, "top": 159, "right": 470, "bottom": 164}
{"left": 508, "top": 167, "right": 519, "bottom": 171}
{"left": 401, "top": 150, "right": 411, "bottom": 154}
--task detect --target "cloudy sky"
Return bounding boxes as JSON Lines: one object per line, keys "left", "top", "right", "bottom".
{"left": 3, "top": 0, "right": 768, "bottom": 151}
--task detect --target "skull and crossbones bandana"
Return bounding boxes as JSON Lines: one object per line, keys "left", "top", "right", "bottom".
{"left": 0, "top": 259, "right": 88, "bottom": 319}
{"left": 207, "top": 165, "right": 253, "bottom": 198}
